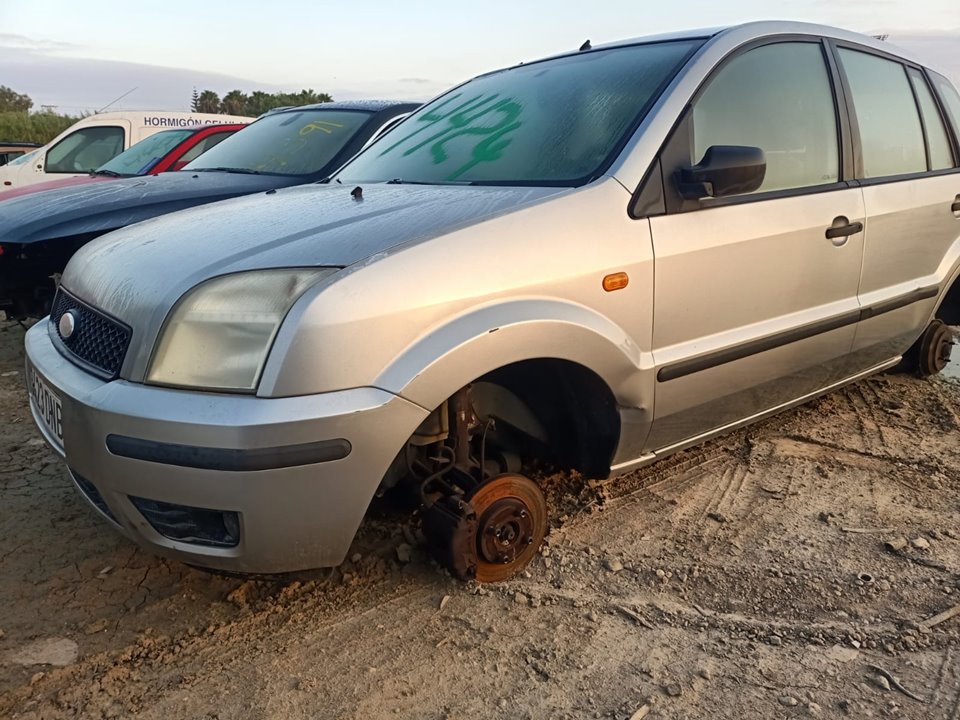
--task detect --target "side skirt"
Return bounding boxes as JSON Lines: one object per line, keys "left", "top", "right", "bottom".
{"left": 608, "top": 356, "right": 901, "bottom": 477}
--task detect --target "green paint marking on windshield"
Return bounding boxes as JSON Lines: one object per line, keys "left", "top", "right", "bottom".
{"left": 378, "top": 92, "right": 523, "bottom": 180}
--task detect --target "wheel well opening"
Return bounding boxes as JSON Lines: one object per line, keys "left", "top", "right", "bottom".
{"left": 938, "top": 278, "right": 960, "bottom": 325}
{"left": 477, "top": 358, "right": 621, "bottom": 477}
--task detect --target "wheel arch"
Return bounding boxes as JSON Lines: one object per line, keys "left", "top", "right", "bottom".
{"left": 375, "top": 299, "right": 650, "bottom": 476}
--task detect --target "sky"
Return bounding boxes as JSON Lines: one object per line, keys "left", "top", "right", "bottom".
{"left": 1, "top": 0, "right": 959, "bottom": 113}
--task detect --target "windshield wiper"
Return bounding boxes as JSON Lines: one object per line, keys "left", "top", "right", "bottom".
{"left": 192, "top": 167, "right": 264, "bottom": 175}
{"left": 92, "top": 169, "right": 125, "bottom": 177}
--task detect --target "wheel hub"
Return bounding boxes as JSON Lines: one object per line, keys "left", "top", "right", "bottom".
{"left": 478, "top": 498, "right": 535, "bottom": 564}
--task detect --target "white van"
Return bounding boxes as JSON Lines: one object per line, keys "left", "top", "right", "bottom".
{"left": 0, "top": 111, "right": 251, "bottom": 192}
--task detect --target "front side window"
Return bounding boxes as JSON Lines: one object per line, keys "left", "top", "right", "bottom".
{"left": 174, "top": 130, "right": 235, "bottom": 166}
{"left": 839, "top": 49, "right": 926, "bottom": 178}
{"left": 97, "top": 129, "right": 193, "bottom": 176}
{"left": 337, "top": 40, "right": 702, "bottom": 186}
{"left": 692, "top": 42, "right": 840, "bottom": 194}
{"left": 908, "top": 69, "right": 954, "bottom": 170}
{"left": 185, "top": 110, "right": 371, "bottom": 176}
{"left": 46, "top": 126, "right": 125, "bottom": 173}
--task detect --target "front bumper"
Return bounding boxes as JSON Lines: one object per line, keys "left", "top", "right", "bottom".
{"left": 24, "top": 319, "right": 427, "bottom": 573}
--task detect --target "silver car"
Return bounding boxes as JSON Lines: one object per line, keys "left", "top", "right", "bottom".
{"left": 24, "top": 21, "right": 960, "bottom": 581}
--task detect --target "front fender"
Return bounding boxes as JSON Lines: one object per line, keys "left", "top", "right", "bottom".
{"left": 374, "top": 298, "right": 653, "bottom": 413}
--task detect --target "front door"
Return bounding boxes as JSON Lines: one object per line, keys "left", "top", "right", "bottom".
{"left": 645, "top": 40, "right": 866, "bottom": 451}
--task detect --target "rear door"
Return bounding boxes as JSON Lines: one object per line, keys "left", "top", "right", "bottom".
{"left": 645, "top": 39, "right": 866, "bottom": 451}
{"left": 833, "top": 46, "right": 960, "bottom": 367}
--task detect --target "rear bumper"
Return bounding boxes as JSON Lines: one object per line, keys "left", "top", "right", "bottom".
{"left": 24, "top": 318, "right": 427, "bottom": 573}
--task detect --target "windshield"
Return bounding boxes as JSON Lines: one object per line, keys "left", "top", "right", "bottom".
{"left": 97, "top": 130, "right": 193, "bottom": 176}
{"left": 337, "top": 40, "right": 700, "bottom": 186}
{"left": 185, "top": 109, "right": 372, "bottom": 176}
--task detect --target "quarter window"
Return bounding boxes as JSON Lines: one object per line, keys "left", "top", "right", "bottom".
{"left": 692, "top": 42, "right": 840, "bottom": 193}
{"left": 838, "top": 49, "right": 926, "bottom": 178}
{"left": 908, "top": 69, "right": 954, "bottom": 170}
{"left": 929, "top": 72, "right": 960, "bottom": 144}
{"left": 46, "top": 126, "right": 125, "bottom": 173}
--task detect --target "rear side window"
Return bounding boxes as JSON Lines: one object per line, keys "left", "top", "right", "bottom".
{"left": 692, "top": 42, "right": 840, "bottom": 193}
{"left": 838, "top": 49, "right": 926, "bottom": 178}
{"left": 907, "top": 69, "right": 955, "bottom": 170}
{"left": 46, "top": 126, "right": 125, "bottom": 173}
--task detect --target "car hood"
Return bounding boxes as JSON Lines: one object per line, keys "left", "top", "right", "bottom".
{"left": 63, "top": 183, "right": 569, "bottom": 359}
{"left": 0, "top": 171, "right": 296, "bottom": 244}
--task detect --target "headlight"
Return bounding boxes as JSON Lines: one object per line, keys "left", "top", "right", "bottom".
{"left": 147, "top": 268, "right": 336, "bottom": 391}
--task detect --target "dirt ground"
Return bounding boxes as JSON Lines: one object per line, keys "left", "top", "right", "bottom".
{"left": 1, "top": 319, "right": 958, "bottom": 720}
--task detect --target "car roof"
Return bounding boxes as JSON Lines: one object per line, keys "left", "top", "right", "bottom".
{"left": 151, "top": 123, "right": 248, "bottom": 136}
{"left": 486, "top": 21, "right": 941, "bottom": 78}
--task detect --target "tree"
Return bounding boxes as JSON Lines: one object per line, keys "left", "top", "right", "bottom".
{"left": 195, "top": 90, "right": 221, "bottom": 114}
{"left": 220, "top": 89, "right": 248, "bottom": 116}
{"left": 0, "top": 86, "right": 33, "bottom": 113}
{"left": 190, "top": 87, "right": 200, "bottom": 113}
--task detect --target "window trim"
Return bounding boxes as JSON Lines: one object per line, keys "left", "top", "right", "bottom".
{"left": 631, "top": 35, "right": 852, "bottom": 218}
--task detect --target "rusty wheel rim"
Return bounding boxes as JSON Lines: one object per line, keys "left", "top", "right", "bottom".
{"left": 469, "top": 474, "right": 546, "bottom": 583}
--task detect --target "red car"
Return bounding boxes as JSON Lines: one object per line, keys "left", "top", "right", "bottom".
{"left": 0, "top": 124, "right": 247, "bottom": 200}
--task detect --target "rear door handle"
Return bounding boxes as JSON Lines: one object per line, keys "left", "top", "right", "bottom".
{"left": 951, "top": 195, "right": 960, "bottom": 214}
{"left": 825, "top": 217, "right": 863, "bottom": 243}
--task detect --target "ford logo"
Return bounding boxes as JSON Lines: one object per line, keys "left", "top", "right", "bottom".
{"left": 58, "top": 310, "right": 78, "bottom": 339}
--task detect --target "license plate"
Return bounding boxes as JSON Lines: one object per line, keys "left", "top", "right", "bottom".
{"left": 27, "top": 362, "right": 63, "bottom": 447}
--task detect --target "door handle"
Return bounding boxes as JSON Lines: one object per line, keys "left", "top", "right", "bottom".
{"left": 951, "top": 194, "right": 960, "bottom": 214}
{"left": 825, "top": 217, "right": 863, "bottom": 243}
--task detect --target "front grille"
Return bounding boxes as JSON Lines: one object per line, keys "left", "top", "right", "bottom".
{"left": 50, "top": 288, "right": 131, "bottom": 379}
{"left": 71, "top": 471, "right": 119, "bottom": 524}
{"left": 130, "top": 496, "right": 241, "bottom": 548}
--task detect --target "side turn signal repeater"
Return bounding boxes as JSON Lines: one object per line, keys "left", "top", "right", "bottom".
{"left": 602, "top": 272, "right": 629, "bottom": 292}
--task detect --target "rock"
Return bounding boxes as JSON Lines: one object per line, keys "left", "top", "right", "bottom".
{"left": 911, "top": 537, "right": 930, "bottom": 550}
{"left": 396, "top": 543, "right": 412, "bottom": 563}
{"left": 350, "top": 552, "right": 363, "bottom": 563}
{"left": 707, "top": 511, "right": 730, "bottom": 523}
{"left": 5, "top": 637, "right": 78, "bottom": 666}
{"left": 97, "top": 566, "right": 113, "bottom": 577}
{"left": 514, "top": 592, "right": 528, "bottom": 605}
{"left": 29, "top": 671, "right": 44, "bottom": 685}
{"left": 807, "top": 701, "right": 822, "bottom": 715}
{"left": 850, "top": 639, "right": 861, "bottom": 649}
{"left": 872, "top": 674, "right": 891, "bottom": 691}
{"left": 439, "top": 595, "right": 451, "bottom": 611}
{"left": 604, "top": 557, "right": 624, "bottom": 573}
{"left": 825, "top": 644, "right": 859, "bottom": 663}
{"left": 884, "top": 537, "right": 908, "bottom": 552}
{"left": 778, "top": 695, "right": 799, "bottom": 707}
{"left": 698, "top": 667, "right": 712, "bottom": 680}
{"left": 664, "top": 683, "right": 682, "bottom": 697}
{"left": 628, "top": 705, "right": 651, "bottom": 720}
{"left": 767, "top": 635, "right": 783, "bottom": 647}
{"left": 586, "top": 610, "right": 599, "bottom": 622}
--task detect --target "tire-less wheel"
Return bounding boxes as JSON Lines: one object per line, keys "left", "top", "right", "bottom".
{"left": 905, "top": 319, "right": 955, "bottom": 377}
{"left": 423, "top": 473, "right": 547, "bottom": 583}
{"left": 469, "top": 474, "right": 547, "bottom": 583}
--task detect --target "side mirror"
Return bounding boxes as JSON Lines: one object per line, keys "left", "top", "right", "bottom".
{"left": 677, "top": 145, "right": 766, "bottom": 199}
